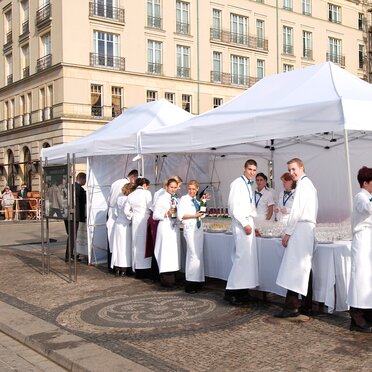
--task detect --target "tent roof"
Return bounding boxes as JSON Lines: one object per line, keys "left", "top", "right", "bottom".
{"left": 41, "top": 99, "right": 193, "bottom": 163}
{"left": 140, "top": 62, "right": 372, "bottom": 154}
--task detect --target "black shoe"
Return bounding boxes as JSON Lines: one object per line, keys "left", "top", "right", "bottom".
{"left": 300, "top": 307, "right": 313, "bottom": 316}
{"left": 240, "top": 293, "right": 258, "bottom": 304}
{"left": 120, "top": 271, "right": 126, "bottom": 277}
{"left": 115, "top": 269, "right": 121, "bottom": 277}
{"left": 274, "top": 308, "right": 300, "bottom": 318}
{"left": 185, "top": 288, "right": 197, "bottom": 294}
{"left": 350, "top": 322, "right": 372, "bottom": 333}
{"left": 224, "top": 293, "right": 243, "bottom": 306}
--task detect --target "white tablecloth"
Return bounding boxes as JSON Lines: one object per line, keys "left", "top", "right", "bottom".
{"left": 200, "top": 232, "right": 351, "bottom": 312}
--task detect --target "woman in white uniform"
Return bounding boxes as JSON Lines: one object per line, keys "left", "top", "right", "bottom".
{"left": 153, "top": 178, "right": 180, "bottom": 287}
{"left": 254, "top": 173, "right": 275, "bottom": 224}
{"left": 274, "top": 172, "right": 296, "bottom": 225}
{"left": 347, "top": 166, "right": 372, "bottom": 333}
{"left": 178, "top": 180, "right": 205, "bottom": 293}
{"left": 111, "top": 183, "right": 135, "bottom": 277}
{"left": 125, "top": 178, "right": 152, "bottom": 279}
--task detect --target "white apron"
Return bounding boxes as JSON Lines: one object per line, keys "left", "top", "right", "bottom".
{"left": 276, "top": 222, "right": 315, "bottom": 295}
{"left": 110, "top": 196, "right": 132, "bottom": 269}
{"left": 153, "top": 192, "right": 180, "bottom": 273}
{"left": 106, "top": 208, "right": 116, "bottom": 253}
{"left": 226, "top": 217, "right": 259, "bottom": 289}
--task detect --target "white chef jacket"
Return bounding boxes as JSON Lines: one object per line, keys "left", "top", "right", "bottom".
{"left": 106, "top": 177, "right": 129, "bottom": 252}
{"left": 254, "top": 187, "right": 275, "bottom": 222}
{"left": 276, "top": 175, "right": 318, "bottom": 295}
{"left": 226, "top": 175, "right": 259, "bottom": 290}
{"left": 347, "top": 188, "right": 372, "bottom": 308}
{"left": 276, "top": 189, "right": 295, "bottom": 224}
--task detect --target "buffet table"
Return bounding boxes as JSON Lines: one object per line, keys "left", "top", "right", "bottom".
{"left": 198, "top": 232, "right": 351, "bottom": 312}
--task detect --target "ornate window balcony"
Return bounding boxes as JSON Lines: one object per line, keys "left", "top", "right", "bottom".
{"left": 23, "top": 66, "right": 30, "bottom": 78}
{"left": 176, "top": 66, "right": 190, "bottom": 79}
{"left": 36, "top": 54, "right": 52, "bottom": 72}
{"left": 7, "top": 74, "right": 13, "bottom": 85}
{"left": 36, "top": 3, "right": 52, "bottom": 29}
{"left": 90, "top": 53, "right": 125, "bottom": 71}
{"left": 283, "top": 44, "right": 293, "bottom": 55}
{"left": 147, "top": 62, "right": 162, "bottom": 75}
{"left": 176, "top": 21, "right": 190, "bottom": 35}
{"left": 89, "top": 2, "right": 125, "bottom": 23}
{"left": 147, "top": 16, "right": 162, "bottom": 29}
{"left": 326, "top": 53, "right": 345, "bottom": 67}
{"left": 210, "top": 71, "right": 258, "bottom": 88}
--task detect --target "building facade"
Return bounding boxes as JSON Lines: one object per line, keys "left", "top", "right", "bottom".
{"left": 0, "top": 0, "right": 371, "bottom": 191}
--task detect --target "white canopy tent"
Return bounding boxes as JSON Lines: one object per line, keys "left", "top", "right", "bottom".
{"left": 139, "top": 62, "right": 372, "bottom": 223}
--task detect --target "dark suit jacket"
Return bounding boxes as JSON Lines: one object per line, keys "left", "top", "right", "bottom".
{"left": 75, "top": 182, "right": 86, "bottom": 223}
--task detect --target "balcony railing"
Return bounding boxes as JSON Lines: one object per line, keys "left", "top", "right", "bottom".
{"left": 283, "top": 44, "right": 294, "bottom": 55}
{"left": 36, "top": 3, "right": 51, "bottom": 28}
{"left": 23, "top": 66, "right": 30, "bottom": 78}
{"left": 90, "top": 53, "right": 125, "bottom": 70}
{"left": 7, "top": 74, "right": 13, "bottom": 85}
{"left": 177, "top": 66, "right": 190, "bottom": 79}
{"left": 303, "top": 49, "right": 313, "bottom": 60}
{"left": 22, "top": 20, "right": 29, "bottom": 35}
{"left": 89, "top": 2, "right": 125, "bottom": 23}
{"left": 176, "top": 21, "right": 190, "bottom": 35}
{"left": 91, "top": 105, "right": 103, "bottom": 117}
{"left": 326, "top": 52, "right": 345, "bottom": 67}
{"left": 147, "top": 62, "right": 162, "bottom": 75}
{"left": 210, "top": 28, "right": 268, "bottom": 51}
{"left": 36, "top": 54, "right": 52, "bottom": 72}
{"left": 147, "top": 16, "right": 162, "bottom": 29}
{"left": 210, "top": 71, "right": 258, "bottom": 88}
{"left": 3, "top": 31, "right": 12, "bottom": 50}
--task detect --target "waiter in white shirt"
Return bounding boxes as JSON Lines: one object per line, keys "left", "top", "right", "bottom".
{"left": 224, "top": 159, "right": 259, "bottom": 306}
{"left": 106, "top": 169, "right": 138, "bottom": 272}
{"left": 254, "top": 172, "right": 275, "bottom": 223}
{"left": 275, "top": 158, "right": 318, "bottom": 318}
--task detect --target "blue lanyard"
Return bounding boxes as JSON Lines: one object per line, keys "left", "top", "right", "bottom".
{"left": 254, "top": 192, "right": 262, "bottom": 208}
{"left": 241, "top": 176, "right": 253, "bottom": 204}
{"left": 283, "top": 191, "right": 293, "bottom": 206}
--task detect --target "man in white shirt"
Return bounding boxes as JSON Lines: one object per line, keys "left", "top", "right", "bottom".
{"left": 106, "top": 169, "right": 138, "bottom": 272}
{"left": 224, "top": 159, "right": 259, "bottom": 306}
{"left": 275, "top": 158, "right": 318, "bottom": 318}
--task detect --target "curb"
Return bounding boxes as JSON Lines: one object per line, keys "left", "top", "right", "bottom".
{"left": 0, "top": 301, "right": 151, "bottom": 372}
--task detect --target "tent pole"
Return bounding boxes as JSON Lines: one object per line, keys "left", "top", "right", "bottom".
{"left": 343, "top": 129, "right": 353, "bottom": 217}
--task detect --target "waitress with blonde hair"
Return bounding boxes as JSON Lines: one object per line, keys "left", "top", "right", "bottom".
{"left": 178, "top": 180, "right": 205, "bottom": 293}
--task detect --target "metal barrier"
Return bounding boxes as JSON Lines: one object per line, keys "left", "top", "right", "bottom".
{"left": 0, "top": 198, "right": 42, "bottom": 221}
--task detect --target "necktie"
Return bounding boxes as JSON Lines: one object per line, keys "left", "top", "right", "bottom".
{"left": 247, "top": 180, "right": 254, "bottom": 185}
{"left": 370, "top": 198, "right": 372, "bottom": 202}
{"left": 255, "top": 191, "right": 262, "bottom": 197}
{"left": 191, "top": 198, "right": 201, "bottom": 229}
{"left": 284, "top": 191, "right": 292, "bottom": 195}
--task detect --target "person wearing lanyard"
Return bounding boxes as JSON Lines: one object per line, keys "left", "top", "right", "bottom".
{"left": 274, "top": 172, "right": 296, "bottom": 224}
{"left": 347, "top": 166, "right": 372, "bottom": 333}
{"left": 178, "top": 180, "right": 206, "bottom": 294}
{"left": 254, "top": 172, "right": 275, "bottom": 223}
{"left": 275, "top": 158, "right": 318, "bottom": 318}
{"left": 224, "top": 159, "right": 259, "bottom": 306}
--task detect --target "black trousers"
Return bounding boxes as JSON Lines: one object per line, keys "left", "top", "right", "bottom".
{"left": 285, "top": 271, "right": 313, "bottom": 310}
{"left": 64, "top": 220, "right": 79, "bottom": 260}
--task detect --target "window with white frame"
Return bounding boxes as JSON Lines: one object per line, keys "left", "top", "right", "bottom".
{"left": 283, "top": 0, "right": 292, "bottom": 11}
{"left": 212, "top": 9, "right": 221, "bottom": 39}
{"left": 165, "top": 92, "right": 175, "bottom": 103}
{"left": 147, "top": 90, "right": 158, "bottom": 102}
{"left": 93, "top": 31, "right": 119, "bottom": 67}
{"left": 93, "top": 0, "right": 118, "bottom": 19}
{"left": 20, "top": 95, "right": 25, "bottom": 126}
{"left": 256, "top": 19, "right": 265, "bottom": 49}
{"left": 112, "top": 86, "right": 122, "bottom": 117}
{"left": 176, "top": 1, "right": 190, "bottom": 34}
{"left": 39, "top": 87, "right": 46, "bottom": 121}
{"left": 21, "top": 44, "right": 29, "bottom": 77}
{"left": 27, "top": 92, "right": 32, "bottom": 124}
{"left": 358, "top": 44, "right": 364, "bottom": 69}
{"left": 182, "top": 94, "right": 191, "bottom": 112}
{"left": 212, "top": 51, "right": 222, "bottom": 82}
{"left": 328, "top": 37, "right": 342, "bottom": 64}
{"left": 91, "top": 84, "right": 103, "bottom": 117}
{"left": 283, "top": 26, "right": 293, "bottom": 55}
{"left": 358, "top": 13, "right": 363, "bottom": 31}
{"left": 328, "top": 3, "right": 341, "bottom": 23}
{"left": 176, "top": 45, "right": 190, "bottom": 78}
{"left": 20, "top": 0, "right": 29, "bottom": 33}
{"left": 147, "top": 40, "right": 162, "bottom": 74}
{"left": 147, "top": 0, "right": 161, "bottom": 28}
{"left": 213, "top": 98, "right": 223, "bottom": 108}
{"left": 283, "top": 64, "right": 294, "bottom": 72}
{"left": 231, "top": 55, "right": 249, "bottom": 86}
{"left": 302, "top": 31, "right": 312, "bottom": 59}
{"left": 302, "top": 0, "right": 311, "bottom": 15}
{"left": 47, "top": 85, "right": 53, "bottom": 119}
{"left": 257, "top": 59, "right": 265, "bottom": 80}
{"left": 230, "top": 14, "right": 248, "bottom": 44}
{"left": 4, "top": 9, "right": 12, "bottom": 45}
{"left": 4, "top": 101, "right": 10, "bottom": 130}
{"left": 6, "top": 54, "right": 13, "bottom": 84}
{"left": 41, "top": 32, "right": 51, "bottom": 57}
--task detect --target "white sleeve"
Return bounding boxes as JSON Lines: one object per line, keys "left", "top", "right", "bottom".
{"left": 153, "top": 195, "right": 169, "bottom": 221}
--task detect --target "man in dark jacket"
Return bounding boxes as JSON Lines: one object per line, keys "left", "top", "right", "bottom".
{"left": 17, "top": 184, "right": 30, "bottom": 220}
{"left": 65, "top": 172, "right": 86, "bottom": 262}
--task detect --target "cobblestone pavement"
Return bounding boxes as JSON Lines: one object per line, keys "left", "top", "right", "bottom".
{"left": 0, "top": 331, "right": 67, "bottom": 372}
{"left": 0, "top": 220, "right": 371, "bottom": 371}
